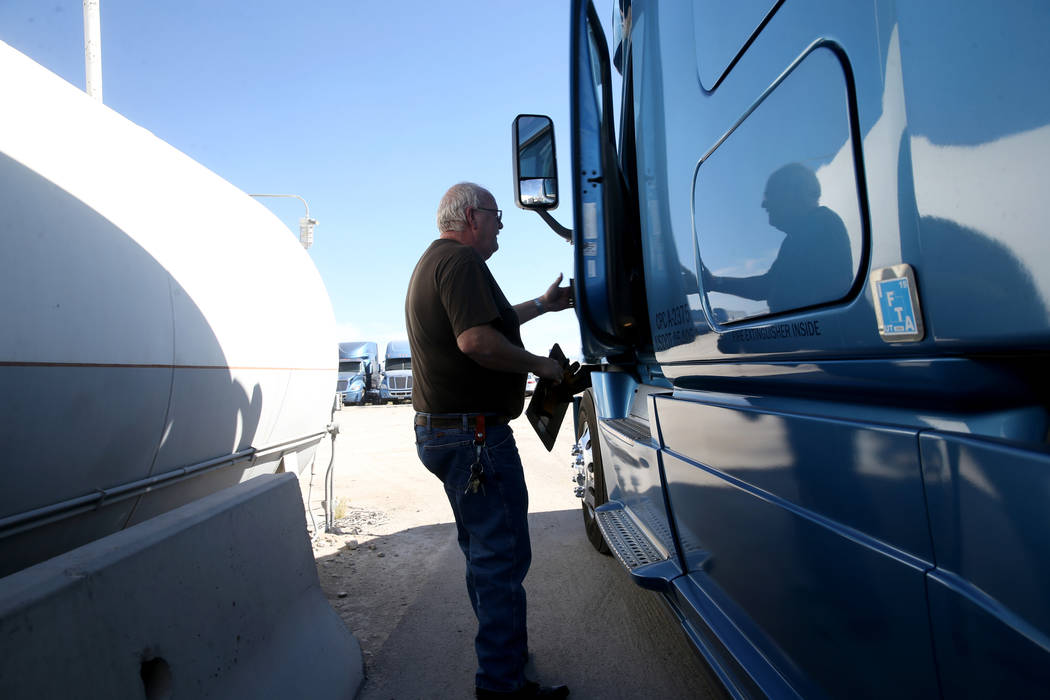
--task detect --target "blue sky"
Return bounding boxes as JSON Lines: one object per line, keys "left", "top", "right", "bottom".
{"left": 0, "top": 0, "right": 612, "bottom": 358}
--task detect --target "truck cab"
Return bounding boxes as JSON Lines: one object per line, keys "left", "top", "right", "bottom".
{"left": 515, "top": 1, "right": 1050, "bottom": 696}
{"left": 337, "top": 341, "right": 381, "bottom": 406}
{"left": 383, "top": 340, "right": 413, "bottom": 403}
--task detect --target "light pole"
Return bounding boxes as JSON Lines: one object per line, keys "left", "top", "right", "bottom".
{"left": 83, "top": 0, "right": 102, "bottom": 101}
{"left": 249, "top": 193, "right": 318, "bottom": 249}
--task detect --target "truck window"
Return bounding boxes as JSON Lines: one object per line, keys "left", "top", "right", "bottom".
{"left": 695, "top": 45, "right": 863, "bottom": 322}
{"left": 587, "top": 19, "right": 605, "bottom": 123}
{"left": 338, "top": 360, "right": 363, "bottom": 373}
{"left": 386, "top": 358, "right": 411, "bottom": 372}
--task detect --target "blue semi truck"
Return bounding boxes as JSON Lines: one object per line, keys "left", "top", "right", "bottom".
{"left": 516, "top": 1, "right": 1050, "bottom": 697}
{"left": 383, "top": 340, "right": 413, "bottom": 403}
{"left": 337, "top": 341, "right": 382, "bottom": 405}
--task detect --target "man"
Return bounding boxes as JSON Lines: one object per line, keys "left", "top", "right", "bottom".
{"left": 405, "top": 182, "right": 572, "bottom": 699}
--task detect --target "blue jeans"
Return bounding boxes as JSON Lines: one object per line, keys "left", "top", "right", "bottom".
{"left": 414, "top": 421, "right": 531, "bottom": 692}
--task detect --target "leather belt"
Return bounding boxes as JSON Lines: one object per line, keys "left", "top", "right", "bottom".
{"left": 414, "top": 413, "right": 511, "bottom": 429}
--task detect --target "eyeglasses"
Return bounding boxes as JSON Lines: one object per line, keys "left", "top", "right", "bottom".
{"left": 474, "top": 206, "right": 502, "bottom": 223}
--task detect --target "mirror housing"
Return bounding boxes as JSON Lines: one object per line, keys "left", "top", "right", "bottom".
{"left": 512, "top": 114, "right": 559, "bottom": 210}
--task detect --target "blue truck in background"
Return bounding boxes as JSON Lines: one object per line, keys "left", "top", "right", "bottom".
{"left": 514, "top": 1, "right": 1050, "bottom": 697}
{"left": 337, "top": 341, "right": 382, "bottom": 405}
{"left": 383, "top": 340, "right": 413, "bottom": 403}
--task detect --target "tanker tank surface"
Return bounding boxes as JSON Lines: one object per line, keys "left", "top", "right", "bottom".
{"left": 0, "top": 38, "right": 336, "bottom": 574}
{"left": 0, "top": 41, "right": 361, "bottom": 697}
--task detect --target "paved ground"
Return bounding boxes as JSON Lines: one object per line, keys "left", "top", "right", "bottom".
{"left": 302, "top": 403, "right": 726, "bottom": 700}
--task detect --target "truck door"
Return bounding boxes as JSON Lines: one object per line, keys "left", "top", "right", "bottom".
{"left": 564, "top": 0, "right": 682, "bottom": 601}
{"left": 571, "top": 0, "right": 649, "bottom": 362}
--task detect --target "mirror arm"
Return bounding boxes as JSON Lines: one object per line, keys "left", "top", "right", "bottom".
{"left": 536, "top": 209, "right": 574, "bottom": 243}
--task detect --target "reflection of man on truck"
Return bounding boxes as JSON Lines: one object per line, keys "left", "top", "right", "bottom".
{"left": 703, "top": 163, "right": 852, "bottom": 313}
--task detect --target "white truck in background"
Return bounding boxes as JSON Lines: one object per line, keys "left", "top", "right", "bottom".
{"left": 383, "top": 340, "right": 413, "bottom": 403}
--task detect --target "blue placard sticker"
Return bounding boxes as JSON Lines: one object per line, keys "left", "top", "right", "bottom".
{"left": 871, "top": 264, "right": 924, "bottom": 342}
{"left": 876, "top": 278, "right": 918, "bottom": 335}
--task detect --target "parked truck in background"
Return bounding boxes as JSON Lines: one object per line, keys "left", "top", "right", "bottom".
{"left": 338, "top": 341, "right": 382, "bottom": 405}
{"left": 383, "top": 340, "right": 413, "bottom": 403}
{"left": 513, "top": 1, "right": 1050, "bottom": 697}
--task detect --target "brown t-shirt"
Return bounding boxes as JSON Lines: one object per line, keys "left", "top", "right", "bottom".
{"left": 405, "top": 239, "right": 526, "bottom": 417}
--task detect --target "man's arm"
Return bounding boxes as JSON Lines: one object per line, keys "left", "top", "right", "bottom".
{"left": 703, "top": 260, "right": 771, "bottom": 302}
{"left": 457, "top": 324, "right": 563, "bottom": 382}
{"left": 513, "top": 273, "right": 573, "bottom": 324}
{"left": 710, "top": 273, "right": 770, "bottom": 301}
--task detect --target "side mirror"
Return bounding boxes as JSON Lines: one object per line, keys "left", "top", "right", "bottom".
{"left": 513, "top": 114, "right": 559, "bottom": 210}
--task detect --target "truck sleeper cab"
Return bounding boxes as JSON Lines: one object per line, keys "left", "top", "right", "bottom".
{"left": 515, "top": 1, "right": 1050, "bottom": 697}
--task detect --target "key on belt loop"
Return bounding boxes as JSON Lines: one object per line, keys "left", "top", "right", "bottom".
{"left": 473, "top": 414, "right": 486, "bottom": 446}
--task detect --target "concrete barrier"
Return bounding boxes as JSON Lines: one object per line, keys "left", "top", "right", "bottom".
{"left": 0, "top": 473, "right": 363, "bottom": 699}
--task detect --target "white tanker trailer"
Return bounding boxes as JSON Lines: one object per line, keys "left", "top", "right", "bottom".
{"left": 0, "top": 41, "right": 360, "bottom": 697}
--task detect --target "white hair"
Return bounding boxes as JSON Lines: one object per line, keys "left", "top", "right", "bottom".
{"left": 436, "top": 182, "right": 490, "bottom": 233}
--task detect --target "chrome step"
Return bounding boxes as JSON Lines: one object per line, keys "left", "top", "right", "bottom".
{"left": 594, "top": 502, "right": 679, "bottom": 591}
{"left": 604, "top": 417, "right": 654, "bottom": 444}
